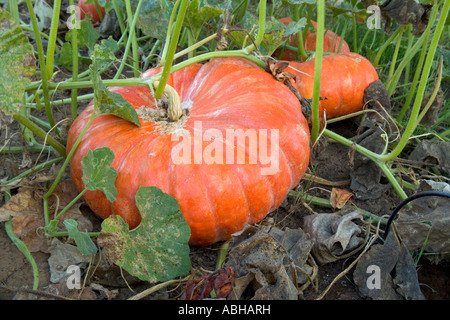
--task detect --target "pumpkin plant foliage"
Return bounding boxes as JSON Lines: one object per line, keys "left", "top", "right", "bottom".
{"left": 44, "top": 147, "right": 118, "bottom": 254}
{"left": 66, "top": 147, "right": 191, "bottom": 279}
{"left": 89, "top": 49, "right": 141, "bottom": 127}
{"left": 0, "top": 9, "right": 36, "bottom": 116}
{"left": 230, "top": 14, "right": 290, "bottom": 56}
{"left": 90, "top": 66, "right": 141, "bottom": 127}
{"left": 184, "top": 0, "right": 224, "bottom": 43}
{"left": 81, "top": 147, "right": 118, "bottom": 202}
{"left": 133, "top": 0, "right": 174, "bottom": 41}
{"left": 64, "top": 219, "right": 98, "bottom": 256}
{"left": 98, "top": 186, "right": 191, "bottom": 283}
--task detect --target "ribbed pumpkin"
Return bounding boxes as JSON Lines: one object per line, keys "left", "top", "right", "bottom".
{"left": 67, "top": 58, "right": 310, "bottom": 246}
{"left": 275, "top": 18, "right": 351, "bottom": 61}
{"left": 287, "top": 52, "right": 379, "bottom": 120}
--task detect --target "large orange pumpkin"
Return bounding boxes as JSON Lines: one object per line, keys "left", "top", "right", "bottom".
{"left": 67, "top": 58, "right": 310, "bottom": 246}
{"left": 286, "top": 52, "right": 379, "bottom": 120}
{"left": 275, "top": 18, "right": 351, "bottom": 61}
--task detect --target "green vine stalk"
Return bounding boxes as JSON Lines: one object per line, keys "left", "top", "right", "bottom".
{"left": 5, "top": 219, "right": 39, "bottom": 290}
{"left": 385, "top": 26, "right": 405, "bottom": 88}
{"left": 310, "top": 0, "right": 325, "bottom": 142}
{"left": 43, "top": 94, "right": 99, "bottom": 229}
{"left": 114, "top": 0, "right": 143, "bottom": 79}
{"left": 12, "top": 113, "right": 66, "bottom": 156}
{"left": 378, "top": 0, "right": 448, "bottom": 162}
{"left": 69, "top": 0, "right": 79, "bottom": 119}
{"left": 45, "top": 0, "right": 61, "bottom": 81}
{"left": 158, "top": 0, "right": 181, "bottom": 66}
{"left": 25, "top": 0, "right": 55, "bottom": 128}
{"left": 385, "top": 2, "right": 441, "bottom": 97}
{"left": 154, "top": 0, "right": 190, "bottom": 100}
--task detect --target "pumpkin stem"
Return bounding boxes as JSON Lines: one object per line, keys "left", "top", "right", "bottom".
{"left": 153, "top": 80, "right": 183, "bottom": 121}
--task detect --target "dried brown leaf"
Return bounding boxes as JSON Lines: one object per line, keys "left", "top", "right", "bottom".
{"left": 330, "top": 187, "right": 353, "bottom": 209}
{"left": 181, "top": 266, "right": 235, "bottom": 300}
{"left": 0, "top": 181, "right": 91, "bottom": 252}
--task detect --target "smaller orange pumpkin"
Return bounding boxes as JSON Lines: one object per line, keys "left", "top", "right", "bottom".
{"left": 275, "top": 18, "right": 351, "bottom": 61}
{"left": 286, "top": 52, "right": 379, "bottom": 120}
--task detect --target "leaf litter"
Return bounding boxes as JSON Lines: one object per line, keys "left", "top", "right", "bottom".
{"left": 379, "top": 0, "right": 432, "bottom": 35}
{"left": 349, "top": 80, "right": 394, "bottom": 200}
{"left": 225, "top": 224, "right": 316, "bottom": 300}
{"left": 353, "top": 230, "right": 425, "bottom": 300}
{"left": 181, "top": 266, "right": 235, "bottom": 300}
{"left": 395, "top": 180, "right": 450, "bottom": 264}
{"left": 302, "top": 208, "right": 366, "bottom": 265}
{"left": 0, "top": 181, "right": 92, "bottom": 253}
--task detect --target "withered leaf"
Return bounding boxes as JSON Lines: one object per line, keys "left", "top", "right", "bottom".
{"left": 302, "top": 209, "right": 365, "bottom": 265}
{"left": 380, "top": 0, "right": 432, "bottom": 35}
{"left": 0, "top": 181, "right": 90, "bottom": 253}
{"left": 181, "top": 266, "right": 235, "bottom": 300}
{"left": 226, "top": 225, "right": 314, "bottom": 300}
{"left": 330, "top": 187, "right": 353, "bottom": 209}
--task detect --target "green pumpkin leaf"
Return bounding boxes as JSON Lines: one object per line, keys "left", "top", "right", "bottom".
{"left": 184, "top": 0, "right": 224, "bottom": 42}
{"left": 97, "top": 0, "right": 114, "bottom": 12}
{"left": 81, "top": 147, "right": 118, "bottom": 202}
{"left": 90, "top": 36, "right": 119, "bottom": 71}
{"left": 55, "top": 42, "right": 75, "bottom": 67}
{"left": 133, "top": 0, "right": 173, "bottom": 41}
{"left": 283, "top": 17, "right": 307, "bottom": 37}
{"left": 0, "top": 9, "right": 36, "bottom": 115}
{"left": 98, "top": 186, "right": 191, "bottom": 283}
{"left": 90, "top": 65, "right": 141, "bottom": 126}
{"left": 231, "top": 14, "right": 287, "bottom": 56}
{"left": 63, "top": 219, "right": 98, "bottom": 255}
{"left": 200, "top": 0, "right": 241, "bottom": 10}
